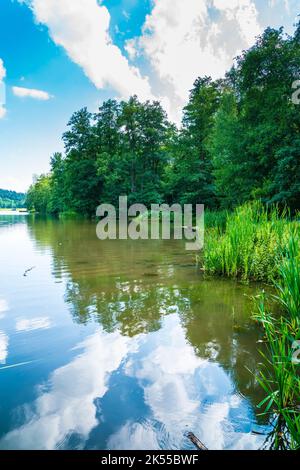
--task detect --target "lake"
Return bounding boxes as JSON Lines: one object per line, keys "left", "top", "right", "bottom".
{"left": 0, "top": 214, "right": 270, "bottom": 450}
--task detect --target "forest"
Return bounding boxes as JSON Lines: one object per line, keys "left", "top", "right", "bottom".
{"left": 0, "top": 188, "right": 26, "bottom": 209}
{"left": 26, "top": 25, "right": 300, "bottom": 215}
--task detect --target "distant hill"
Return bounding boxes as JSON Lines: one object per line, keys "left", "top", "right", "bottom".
{"left": 0, "top": 189, "right": 26, "bottom": 209}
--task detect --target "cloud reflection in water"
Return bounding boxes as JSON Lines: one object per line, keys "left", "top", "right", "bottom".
{"left": 0, "top": 330, "right": 128, "bottom": 450}
{"left": 0, "top": 314, "right": 266, "bottom": 450}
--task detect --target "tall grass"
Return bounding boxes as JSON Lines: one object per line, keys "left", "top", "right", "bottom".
{"left": 204, "top": 209, "right": 228, "bottom": 233}
{"left": 203, "top": 202, "right": 300, "bottom": 449}
{"left": 204, "top": 202, "right": 292, "bottom": 282}
{"left": 254, "top": 232, "right": 300, "bottom": 450}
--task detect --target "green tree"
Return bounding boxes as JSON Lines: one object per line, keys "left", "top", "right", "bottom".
{"left": 95, "top": 96, "right": 172, "bottom": 207}
{"left": 0, "top": 189, "right": 26, "bottom": 209}
{"left": 208, "top": 91, "right": 246, "bottom": 208}
{"left": 166, "top": 77, "right": 224, "bottom": 207}
{"left": 224, "top": 26, "right": 300, "bottom": 208}
{"left": 94, "top": 99, "right": 123, "bottom": 206}
{"left": 26, "top": 174, "right": 51, "bottom": 213}
{"left": 25, "top": 24, "right": 300, "bottom": 215}
{"left": 63, "top": 108, "right": 102, "bottom": 215}
{"left": 48, "top": 152, "right": 66, "bottom": 214}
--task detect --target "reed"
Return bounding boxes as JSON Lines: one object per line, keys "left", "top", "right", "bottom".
{"left": 204, "top": 202, "right": 293, "bottom": 282}
{"left": 204, "top": 209, "right": 228, "bottom": 233}
{"left": 203, "top": 203, "right": 300, "bottom": 449}
{"left": 253, "top": 233, "right": 300, "bottom": 449}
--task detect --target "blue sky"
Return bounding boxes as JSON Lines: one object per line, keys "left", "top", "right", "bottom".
{"left": 0, "top": 0, "right": 299, "bottom": 192}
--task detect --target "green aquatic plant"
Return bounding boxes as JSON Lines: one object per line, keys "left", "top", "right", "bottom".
{"left": 204, "top": 202, "right": 295, "bottom": 282}
{"left": 253, "top": 233, "right": 300, "bottom": 450}
{"left": 204, "top": 203, "right": 300, "bottom": 449}
{"left": 204, "top": 209, "right": 228, "bottom": 233}
{"left": 274, "top": 231, "right": 300, "bottom": 325}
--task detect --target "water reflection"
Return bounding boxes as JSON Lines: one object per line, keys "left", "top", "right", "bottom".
{"left": 15, "top": 317, "right": 52, "bottom": 332}
{"left": 0, "top": 216, "right": 269, "bottom": 449}
{"left": 0, "top": 298, "right": 9, "bottom": 319}
{"left": 0, "top": 330, "right": 128, "bottom": 450}
{"left": 0, "top": 318, "right": 266, "bottom": 450}
{"left": 119, "top": 315, "right": 264, "bottom": 450}
{"left": 0, "top": 330, "right": 9, "bottom": 364}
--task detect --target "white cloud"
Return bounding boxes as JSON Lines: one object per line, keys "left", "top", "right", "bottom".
{"left": 19, "top": 0, "right": 264, "bottom": 122}
{"left": 0, "top": 331, "right": 9, "bottom": 364}
{"left": 125, "top": 39, "right": 138, "bottom": 61}
{"left": 0, "top": 58, "right": 6, "bottom": 118}
{"left": 12, "top": 86, "right": 51, "bottom": 100}
{"left": 17, "top": 0, "right": 297, "bottom": 123}
{"left": 129, "top": 0, "right": 262, "bottom": 121}
{"left": 29, "top": 0, "right": 154, "bottom": 101}
{"left": 16, "top": 317, "right": 52, "bottom": 332}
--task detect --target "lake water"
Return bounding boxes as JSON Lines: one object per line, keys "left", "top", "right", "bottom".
{"left": 0, "top": 214, "right": 270, "bottom": 450}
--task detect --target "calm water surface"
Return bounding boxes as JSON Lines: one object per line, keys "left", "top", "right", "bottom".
{"left": 0, "top": 215, "right": 270, "bottom": 450}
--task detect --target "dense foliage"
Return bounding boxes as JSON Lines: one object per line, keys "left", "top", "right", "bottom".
{"left": 0, "top": 189, "right": 26, "bottom": 209}
{"left": 26, "top": 25, "right": 300, "bottom": 214}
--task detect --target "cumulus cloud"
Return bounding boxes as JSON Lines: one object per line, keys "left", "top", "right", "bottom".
{"left": 0, "top": 58, "right": 6, "bottom": 118}
{"left": 125, "top": 39, "right": 138, "bottom": 61}
{"left": 19, "top": 0, "right": 296, "bottom": 123}
{"left": 29, "top": 0, "right": 154, "bottom": 101}
{"left": 12, "top": 86, "right": 51, "bottom": 100}
{"left": 128, "top": 0, "right": 261, "bottom": 121}
{"left": 19, "top": 0, "right": 265, "bottom": 122}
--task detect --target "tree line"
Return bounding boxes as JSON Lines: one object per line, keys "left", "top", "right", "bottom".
{"left": 0, "top": 189, "right": 26, "bottom": 209}
{"left": 26, "top": 25, "right": 300, "bottom": 215}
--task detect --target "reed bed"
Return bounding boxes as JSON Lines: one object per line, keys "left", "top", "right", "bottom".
{"left": 204, "top": 202, "right": 294, "bottom": 282}
{"left": 254, "top": 232, "right": 300, "bottom": 449}
{"left": 203, "top": 202, "right": 300, "bottom": 449}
